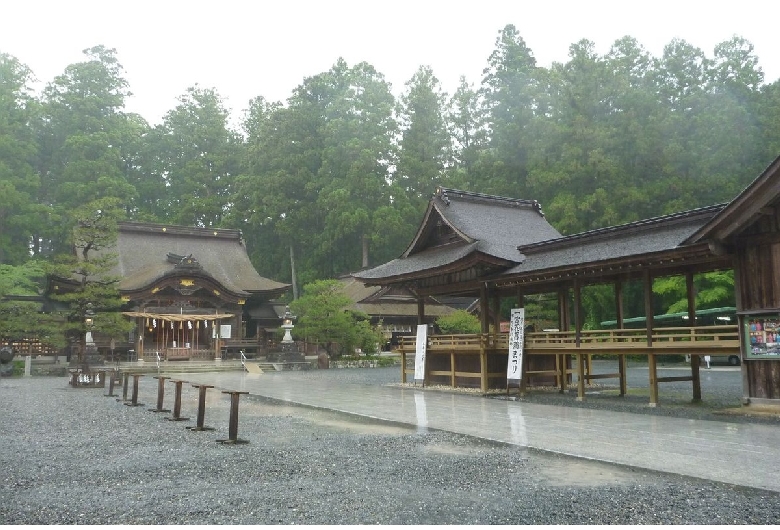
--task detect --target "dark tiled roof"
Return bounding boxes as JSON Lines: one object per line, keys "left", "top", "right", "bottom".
{"left": 110, "top": 222, "right": 290, "bottom": 296}
{"left": 503, "top": 205, "right": 724, "bottom": 275}
{"left": 355, "top": 188, "right": 560, "bottom": 280}
{"left": 429, "top": 188, "right": 561, "bottom": 259}
{"left": 354, "top": 241, "right": 478, "bottom": 280}
{"left": 340, "top": 277, "right": 455, "bottom": 318}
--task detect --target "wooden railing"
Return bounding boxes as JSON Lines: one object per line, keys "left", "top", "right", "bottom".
{"left": 397, "top": 326, "right": 740, "bottom": 355}
{"left": 394, "top": 325, "right": 741, "bottom": 403}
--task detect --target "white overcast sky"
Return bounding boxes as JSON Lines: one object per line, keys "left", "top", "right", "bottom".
{"left": 3, "top": 0, "right": 778, "bottom": 126}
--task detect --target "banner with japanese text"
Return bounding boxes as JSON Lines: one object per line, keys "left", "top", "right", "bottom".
{"left": 414, "top": 324, "right": 427, "bottom": 382}
{"left": 507, "top": 308, "right": 525, "bottom": 381}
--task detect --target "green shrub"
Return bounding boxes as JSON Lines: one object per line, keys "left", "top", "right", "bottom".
{"left": 436, "top": 310, "right": 481, "bottom": 334}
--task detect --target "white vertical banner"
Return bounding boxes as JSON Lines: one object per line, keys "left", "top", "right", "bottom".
{"left": 414, "top": 324, "right": 427, "bottom": 382}
{"left": 507, "top": 308, "right": 525, "bottom": 381}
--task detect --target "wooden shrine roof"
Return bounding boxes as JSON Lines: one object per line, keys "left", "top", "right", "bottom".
{"left": 340, "top": 277, "right": 455, "bottom": 318}
{"left": 111, "top": 222, "right": 290, "bottom": 298}
{"left": 500, "top": 205, "right": 726, "bottom": 279}
{"left": 354, "top": 188, "right": 561, "bottom": 283}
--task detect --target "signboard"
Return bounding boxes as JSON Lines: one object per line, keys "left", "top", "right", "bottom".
{"left": 507, "top": 308, "right": 525, "bottom": 381}
{"left": 745, "top": 314, "right": 780, "bottom": 359}
{"left": 414, "top": 324, "right": 427, "bottom": 382}
{"left": 213, "top": 324, "right": 232, "bottom": 339}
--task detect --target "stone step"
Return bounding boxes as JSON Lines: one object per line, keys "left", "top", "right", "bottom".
{"left": 108, "top": 361, "right": 247, "bottom": 375}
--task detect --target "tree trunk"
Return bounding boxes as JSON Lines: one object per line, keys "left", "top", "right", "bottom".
{"left": 362, "top": 234, "right": 369, "bottom": 269}
{"left": 290, "top": 244, "right": 299, "bottom": 300}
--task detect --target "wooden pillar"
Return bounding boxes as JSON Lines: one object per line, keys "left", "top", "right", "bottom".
{"left": 417, "top": 297, "right": 425, "bottom": 326}
{"left": 644, "top": 270, "right": 658, "bottom": 406}
{"left": 558, "top": 288, "right": 570, "bottom": 393}
{"left": 492, "top": 293, "right": 501, "bottom": 335}
{"left": 135, "top": 317, "right": 144, "bottom": 360}
{"left": 401, "top": 347, "right": 407, "bottom": 384}
{"left": 733, "top": 255, "right": 750, "bottom": 405}
{"left": 687, "top": 271, "right": 702, "bottom": 402}
{"left": 451, "top": 352, "right": 456, "bottom": 388}
{"left": 480, "top": 284, "right": 489, "bottom": 334}
{"left": 574, "top": 280, "right": 585, "bottom": 401}
{"left": 615, "top": 281, "right": 627, "bottom": 396}
{"left": 558, "top": 289, "right": 570, "bottom": 331}
{"left": 235, "top": 312, "right": 243, "bottom": 340}
{"left": 214, "top": 318, "right": 222, "bottom": 360}
{"left": 480, "top": 333, "right": 488, "bottom": 393}
{"left": 648, "top": 353, "right": 659, "bottom": 407}
{"left": 479, "top": 284, "right": 489, "bottom": 392}
{"left": 643, "top": 270, "right": 654, "bottom": 346}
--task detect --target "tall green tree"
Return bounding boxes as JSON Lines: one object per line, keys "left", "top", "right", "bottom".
{"left": 395, "top": 65, "right": 452, "bottom": 212}
{"left": 152, "top": 86, "right": 241, "bottom": 227}
{"left": 479, "top": 24, "right": 543, "bottom": 197}
{"left": 35, "top": 45, "right": 136, "bottom": 255}
{"left": 0, "top": 52, "right": 43, "bottom": 264}
{"left": 447, "top": 76, "right": 487, "bottom": 189}
{"left": 315, "top": 60, "right": 398, "bottom": 272}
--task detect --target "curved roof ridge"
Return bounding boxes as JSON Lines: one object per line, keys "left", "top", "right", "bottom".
{"left": 436, "top": 187, "right": 545, "bottom": 216}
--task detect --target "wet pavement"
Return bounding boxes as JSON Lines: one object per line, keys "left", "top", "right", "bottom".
{"left": 169, "top": 366, "right": 780, "bottom": 493}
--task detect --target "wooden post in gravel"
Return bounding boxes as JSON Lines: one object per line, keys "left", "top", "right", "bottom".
{"left": 216, "top": 390, "right": 250, "bottom": 444}
{"left": 186, "top": 384, "right": 215, "bottom": 431}
{"left": 149, "top": 375, "right": 171, "bottom": 413}
{"left": 116, "top": 372, "right": 130, "bottom": 402}
{"left": 105, "top": 371, "right": 118, "bottom": 397}
{"left": 166, "top": 379, "right": 190, "bottom": 422}
{"left": 124, "top": 374, "right": 145, "bottom": 407}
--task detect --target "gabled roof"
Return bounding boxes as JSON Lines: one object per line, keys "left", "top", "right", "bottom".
{"left": 340, "top": 277, "right": 455, "bottom": 318}
{"left": 503, "top": 204, "right": 725, "bottom": 276}
{"left": 354, "top": 188, "right": 561, "bottom": 282}
{"left": 684, "top": 155, "right": 780, "bottom": 244}
{"left": 111, "top": 222, "right": 289, "bottom": 298}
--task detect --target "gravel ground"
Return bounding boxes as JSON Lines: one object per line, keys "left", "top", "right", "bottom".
{"left": 2, "top": 368, "right": 780, "bottom": 525}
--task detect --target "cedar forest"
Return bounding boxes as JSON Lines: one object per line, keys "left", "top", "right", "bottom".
{"left": 2, "top": 24, "right": 778, "bottom": 336}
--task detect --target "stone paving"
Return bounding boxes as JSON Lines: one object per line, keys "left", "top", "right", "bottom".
{"left": 170, "top": 367, "right": 780, "bottom": 493}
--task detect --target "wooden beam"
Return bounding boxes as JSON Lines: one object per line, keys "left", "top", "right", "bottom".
{"left": 480, "top": 333, "right": 488, "bottom": 393}
{"left": 480, "top": 284, "right": 489, "bottom": 334}
{"left": 615, "top": 280, "right": 624, "bottom": 330}
{"left": 492, "top": 292, "right": 501, "bottom": 335}
{"left": 648, "top": 353, "right": 658, "bottom": 407}
{"left": 643, "top": 270, "right": 654, "bottom": 346}
{"left": 574, "top": 280, "right": 582, "bottom": 347}
{"left": 687, "top": 271, "right": 702, "bottom": 402}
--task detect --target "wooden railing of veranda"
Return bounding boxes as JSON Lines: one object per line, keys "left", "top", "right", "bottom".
{"left": 394, "top": 325, "right": 741, "bottom": 406}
